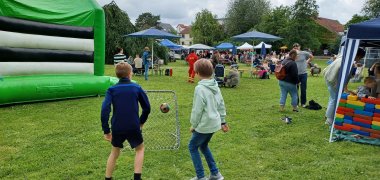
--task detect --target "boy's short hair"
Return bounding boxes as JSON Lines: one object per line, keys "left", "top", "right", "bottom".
{"left": 194, "top": 59, "right": 213, "bottom": 78}
{"left": 289, "top": 49, "right": 298, "bottom": 57}
{"left": 357, "top": 48, "right": 366, "bottom": 58}
{"left": 115, "top": 62, "right": 132, "bottom": 78}
{"left": 364, "top": 76, "right": 376, "bottom": 84}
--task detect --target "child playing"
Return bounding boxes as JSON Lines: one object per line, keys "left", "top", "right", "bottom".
{"left": 189, "top": 59, "right": 230, "bottom": 180}
{"left": 349, "top": 76, "right": 377, "bottom": 99}
{"left": 101, "top": 62, "right": 151, "bottom": 180}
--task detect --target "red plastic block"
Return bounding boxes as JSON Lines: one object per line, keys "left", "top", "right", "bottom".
{"left": 353, "top": 117, "right": 372, "bottom": 125}
{"left": 334, "top": 125, "right": 351, "bottom": 132}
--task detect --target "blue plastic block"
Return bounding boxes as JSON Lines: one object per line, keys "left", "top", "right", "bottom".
{"left": 365, "top": 103, "right": 375, "bottom": 109}
{"left": 352, "top": 121, "right": 372, "bottom": 128}
{"left": 354, "top": 110, "right": 373, "bottom": 117}
{"left": 334, "top": 121, "right": 343, "bottom": 126}
{"left": 341, "top": 93, "right": 349, "bottom": 100}
{"left": 344, "top": 119, "right": 353, "bottom": 124}
{"left": 351, "top": 129, "right": 370, "bottom": 136}
{"left": 364, "top": 107, "right": 374, "bottom": 113}
{"left": 343, "top": 115, "right": 353, "bottom": 120}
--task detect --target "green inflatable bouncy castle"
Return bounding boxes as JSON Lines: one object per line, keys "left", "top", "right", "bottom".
{"left": 0, "top": 0, "right": 115, "bottom": 105}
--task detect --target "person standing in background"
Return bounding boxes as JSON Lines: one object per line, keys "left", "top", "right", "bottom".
{"left": 293, "top": 43, "right": 314, "bottom": 107}
{"left": 142, "top": 47, "right": 151, "bottom": 81}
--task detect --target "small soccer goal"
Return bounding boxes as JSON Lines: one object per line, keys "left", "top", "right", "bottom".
{"left": 124, "top": 90, "right": 180, "bottom": 151}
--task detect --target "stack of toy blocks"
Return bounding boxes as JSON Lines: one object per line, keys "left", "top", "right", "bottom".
{"left": 334, "top": 93, "right": 380, "bottom": 139}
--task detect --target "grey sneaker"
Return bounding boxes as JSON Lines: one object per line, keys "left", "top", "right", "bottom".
{"left": 190, "top": 177, "right": 208, "bottom": 180}
{"left": 209, "top": 172, "right": 224, "bottom": 180}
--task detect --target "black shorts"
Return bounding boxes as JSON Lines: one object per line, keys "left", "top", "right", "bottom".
{"left": 111, "top": 129, "right": 143, "bottom": 149}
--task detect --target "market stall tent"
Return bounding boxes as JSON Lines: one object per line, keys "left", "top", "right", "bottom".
{"left": 237, "top": 42, "right": 253, "bottom": 50}
{"left": 329, "top": 17, "right": 380, "bottom": 145}
{"left": 253, "top": 42, "right": 272, "bottom": 49}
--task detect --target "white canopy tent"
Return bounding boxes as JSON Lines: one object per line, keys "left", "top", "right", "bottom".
{"left": 237, "top": 42, "right": 253, "bottom": 50}
{"left": 188, "top": 44, "right": 215, "bottom": 50}
{"left": 254, "top": 41, "right": 272, "bottom": 49}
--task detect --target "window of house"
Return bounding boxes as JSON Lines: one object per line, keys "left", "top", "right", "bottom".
{"left": 190, "top": 42, "right": 192, "bottom": 45}
{"left": 182, "top": 34, "right": 185, "bottom": 38}
{"left": 182, "top": 42, "right": 184, "bottom": 45}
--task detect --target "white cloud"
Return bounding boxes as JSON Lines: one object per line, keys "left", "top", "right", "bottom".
{"left": 97, "top": 0, "right": 366, "bottom": 26}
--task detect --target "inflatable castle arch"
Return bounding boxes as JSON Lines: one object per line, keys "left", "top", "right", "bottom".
{"left": 0, "top": 0, "right": 116, "bottom": 105}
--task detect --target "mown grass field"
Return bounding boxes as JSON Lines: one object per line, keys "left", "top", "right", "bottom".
{"left": 1, "top": 60, "right": 380, "bottom": 179}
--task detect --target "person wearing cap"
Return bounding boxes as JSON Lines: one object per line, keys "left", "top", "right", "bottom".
{"left": 293, "top": 43, "right": 314, "bottom": 108}
{"left": 142, "top": 47, "right": 151, "bottom": 80}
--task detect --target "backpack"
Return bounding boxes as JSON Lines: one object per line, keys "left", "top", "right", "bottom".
{"left": 274, "top": 62, "right": 289, "bottom": 80}
{"left": 305, "top": 100, "right": 322, "bottom": 110}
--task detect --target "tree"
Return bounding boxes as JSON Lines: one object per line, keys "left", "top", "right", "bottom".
{"left": 345, "top": 14, "right": 370, "bottom": 29}
{"left": 362, "top": 0, "right": 380, "bottom": 18}
{"left": 191, "top": 9, "right": 224, "bottom": 46}
{"left": 103, "top": 2, "right": 139, "bottom": 64}
{"left": 255, "top": 6, "right": 291, "bottom": 49}
{"left": 103, "top": 2, "right": 167, "bottom": 64}
{"left": 285, "top": 0, "right": 320, "bottom": 51}
{"left": 225, "top": 0, "right": 271, "bottom": 36}
{"left": 135, "top": 12, "right": 161, "bottom": 30}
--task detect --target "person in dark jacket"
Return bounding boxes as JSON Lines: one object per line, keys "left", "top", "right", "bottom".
{"left": 101, "top": 62, "right": 151, "bottom": 180}
{"left": 279, "top": 50, "right": 299, "bottom": 112}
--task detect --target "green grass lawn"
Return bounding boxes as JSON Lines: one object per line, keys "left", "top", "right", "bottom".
{"left": 1, "top": 60, "right": 380, "bottom": 179}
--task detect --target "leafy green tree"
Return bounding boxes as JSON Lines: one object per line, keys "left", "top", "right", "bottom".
{"left": 191, "top": 9, "right": 224, "bottom": 46}
{"left": 345, "top": 14, "right": 370, "bottom": 29}
{"left": 225, "top": 0, "right": 271, "bottom": 36}
{"left": 103, "top": 2, "right": 167, "bottom": 64}
{"left": 135, "top": 12, "right": 161, "bottom": 30}
{"left": 103, "top": 2, "right": 138, "bottom": 64}
{"left": 362, "top": 0, "right": 380, "bottom": 18}
{"left": 285, "top": 0, "right": 320, "bottom": 51}
{"left": 255, "top": 6, "right": 291, "bottom": 49}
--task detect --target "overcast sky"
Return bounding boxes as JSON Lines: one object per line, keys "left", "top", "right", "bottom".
{"left": 96, "top": 0, "right": 366, "bottom": 27}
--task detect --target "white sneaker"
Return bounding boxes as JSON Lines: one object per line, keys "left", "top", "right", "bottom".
{"left": 190, "top": 177, "right": 208, "bottom": 180}
{"left": 301, "top": 104, "right": 307, "bottom": 108}
{"left": 209, "top": 172, "right": 224, "bottom": 180}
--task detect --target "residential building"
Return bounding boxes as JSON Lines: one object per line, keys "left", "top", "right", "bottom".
{"left": 158, "top": 22, "right": 176, "bottom": 33}
{"left": 176, "top": 24, "right": 193, "bottom": 46}
{"left": 315, "top": 17, "right": 345, "bottom": 54}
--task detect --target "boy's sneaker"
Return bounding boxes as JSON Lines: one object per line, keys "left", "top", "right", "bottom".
{"left": 190, "top": 177, "right": 208, "bottom": 180}
{"left": 209, "top": 172, "right": 224, "bottom": 180}
{"left": 301, "top": 104, "right": 307, "bottom": 108}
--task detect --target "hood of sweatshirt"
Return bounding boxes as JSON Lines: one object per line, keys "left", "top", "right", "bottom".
{"left": 198, "top": 79, "right": 219, "bottom": 95}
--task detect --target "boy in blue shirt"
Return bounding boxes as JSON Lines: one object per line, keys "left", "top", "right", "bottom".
{"left": 101, "top": 62, "right": 151, "bottom": 180}
{"left": 189, "top": 59, "right": 230, "bottom": 180}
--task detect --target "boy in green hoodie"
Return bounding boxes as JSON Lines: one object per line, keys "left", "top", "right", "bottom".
{"left": 189, "top": 59, "right": 229, "bottom": 180}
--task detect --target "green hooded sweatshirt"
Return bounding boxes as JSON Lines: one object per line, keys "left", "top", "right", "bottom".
{"left": 190, "top": 79, "right": 226, "bottom": 133}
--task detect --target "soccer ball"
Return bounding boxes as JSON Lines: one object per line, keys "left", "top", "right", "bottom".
{"left": 160, "top": 103, "right": 170, "bottom": 113}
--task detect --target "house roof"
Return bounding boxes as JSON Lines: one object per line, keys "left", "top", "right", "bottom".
{"left": 316, "top": 17, "right": 344, "bottom": 33}
{"left": 176, "top": 24, "right": 187, "bottom": 28}
{"left": 158, "top": 22, "right": 175, "bottom": 33}
{"left": 179, "top": 26, "right": 191, "bottom": 34}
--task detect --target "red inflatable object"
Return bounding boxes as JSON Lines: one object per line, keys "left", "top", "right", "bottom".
{"left": 353, "top": 117, "right": 372, "bottom": 125}
{"left": 354, "top": 114, "right": 372, "bottom": 121}
{"left": 361, "top": 98, "right": 380, "bottom": 105}
{"left": 373, "top": 117, "right": 380, "bottom": 122}
{"left": 337, "top": 107, "right": 354, "bottom": 113}
{"left": 334, "top": 124, "right": 352, "bottom": 132}
{"left": 343, "top": 123, "right": 361, "bottom": 131}
{"left": 370, "top": 133, "right": 380, "bottom": 139}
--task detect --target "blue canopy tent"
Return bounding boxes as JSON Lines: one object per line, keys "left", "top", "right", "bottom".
{"left": 160, "top": 39, "right": 182, "bottom": 50}
{"left": 126, "top": 27, "right": 180, "bottom": 73}
{"left": 231, "top": 31, "right": 282, "bottom": 42}
{"left": 329, "top": 17, "right": 380, "bottom": 145}
{"left": 215, "top": 42, "right": 237, "bottom": 55}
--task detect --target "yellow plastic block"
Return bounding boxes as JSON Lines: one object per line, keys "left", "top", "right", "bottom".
{"left": 376, "top": 105, "right": 380, "bottom": 109}
{"left": 347, "top": 95, "right": 358, "bottom": 101}
{"left": 346, "top": 100, "right": 365, "bottom": 107}
{"left": 373, "top": 121, "right": 380, "bottom": 126}
{"left": 335, "top": 113, "right": 344, "bottom": 119}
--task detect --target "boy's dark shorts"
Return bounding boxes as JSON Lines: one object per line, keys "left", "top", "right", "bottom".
{"left": 111, "top": 129, "right": 143, "bottom": 149}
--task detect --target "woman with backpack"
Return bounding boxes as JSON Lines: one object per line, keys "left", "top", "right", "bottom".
{"left": 278, "top": 50, "right": 299, "bottom": 112}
